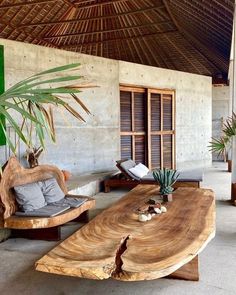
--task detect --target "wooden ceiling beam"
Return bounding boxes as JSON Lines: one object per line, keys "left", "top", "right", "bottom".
{"left": 59, "top": 29, "right": 177, "bottom": 48}
{"left": 0, "top": 0, "right": 56, "bottom": 9}
{"left": 44, "top": 20, "right": 171, "bottom": 39}
{"left": 73, "top": 0, "right": 128, "bottom": 8}
{"left": 19, "top": 4, "right": 166, "bottom": 28}
{"left": 61, "top": 0, "right": 76, "bottom": 7}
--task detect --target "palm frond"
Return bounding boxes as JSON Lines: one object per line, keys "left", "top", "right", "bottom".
{"left": 0, "top": 63, "right": 93, "bottom": 153}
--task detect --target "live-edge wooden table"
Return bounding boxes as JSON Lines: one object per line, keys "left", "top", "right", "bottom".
{"left": 36, "top": 185, "right": 215, "bottom": 281}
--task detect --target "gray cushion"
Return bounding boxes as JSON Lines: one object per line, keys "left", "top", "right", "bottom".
{"left": 141, "top": 169, "right": 203, "bottom": 182}
{"left": 120, "top": 160, "right": 140, "bottom": 180}
{"left": 14, "top": 182, "right": 46, "bottom": 212}
{"left": 39, "top": 178, "right": 65, "bottom": 204}
{"left": 51, "top": 197, "right": 87, "bottom": 208}
{"left": 15, "top": 204, "right": 70, "bottom": 217}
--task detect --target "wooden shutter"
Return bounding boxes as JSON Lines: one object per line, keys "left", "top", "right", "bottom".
{"left": 120, "top": 86, "right": 175, "bottom": 169}
{"left": 120, "top": 87, "right": 146, "bottom": 164}
{"left": 148, "top": 89, "right": 175, "bottom": 170}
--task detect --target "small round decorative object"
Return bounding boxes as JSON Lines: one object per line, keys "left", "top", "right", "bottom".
{"left": 138, "top": 214, "right": 148, "bottom": 222}
{"left": 161, "top": 206, "right": 167, "bottom": 213}
{"left": 146, "top": 213, "right": 152, "bottom": 221}
{"left": 154, "top": 207, "right": 162, "bottom": 214}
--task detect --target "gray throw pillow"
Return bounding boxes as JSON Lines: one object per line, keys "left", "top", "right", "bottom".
{"left": 39, "top": 178, "right": 65, "bottom": 204}
{"left": 14, "top": 182, "right": 46, "bottom": 212}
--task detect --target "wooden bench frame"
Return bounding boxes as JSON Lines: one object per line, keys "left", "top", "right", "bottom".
{"left": 0, "top": 157, "right": 95, "bottom": 240}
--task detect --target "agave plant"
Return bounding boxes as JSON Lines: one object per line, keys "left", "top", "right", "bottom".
{"left": 153, "top": 168, "right": 179, "bottom": 195}
{"left": 0, "top": 63, "right": 92, "bottom": 154}
{"left": 209, "top": 112, "right": 236, "bottom": 159}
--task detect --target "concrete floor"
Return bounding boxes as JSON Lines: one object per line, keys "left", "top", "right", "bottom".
{"left": 0, "top": 162, "right": 236, "bottom": 295}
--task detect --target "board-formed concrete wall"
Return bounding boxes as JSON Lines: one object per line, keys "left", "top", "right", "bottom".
{"left": 0, "top": 38, "right": 212, "bottom": 173}
{"left": 212, "top": 86, "right": 231, "bottom": 160}
{"left": 119, "top": 61, "right": 212, "bottom": 169}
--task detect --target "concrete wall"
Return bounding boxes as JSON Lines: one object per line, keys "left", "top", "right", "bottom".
{"left": 0, "top": 38, "right": 212, "bottom": 173}
{"left": 119, "top": 62, "right": 212, "bottom": 169}
{"left": 212, "top": 85, "right": 231, "bottom": 160}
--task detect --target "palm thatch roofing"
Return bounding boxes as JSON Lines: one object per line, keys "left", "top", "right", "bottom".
{"left": 0, "top": 0, "right": 234, "bottom": 81}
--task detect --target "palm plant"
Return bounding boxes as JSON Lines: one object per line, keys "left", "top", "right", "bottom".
{"left": 153, "top": 168, "right": 179, "bottom": 195}
{"left": 0, "top": 63, "right": 92, "bottom": 154}
{"left": 209, "top": 113, "right": 236, "bottom": 159}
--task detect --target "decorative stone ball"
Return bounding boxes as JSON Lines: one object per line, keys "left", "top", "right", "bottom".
{"left": 146, "top": 213, "right": 152, "bottom": 221}
{"left": 138, "top": 214, "right": 148, "bottom": 222}
{"left": 161, "top": 206, "right": 167, "bottom": 213}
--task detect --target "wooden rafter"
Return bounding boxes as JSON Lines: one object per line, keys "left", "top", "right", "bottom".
{"left": 44, "top": 20, "right": 171, "bottom": 39}
{"left": 19, "top": 4, "right": 166, "bottom": 28}
{"left": 0, "top": 0, "right": 57, "bottom": 9}
{"left": 59, "top": 29, "right": 177, "bottom": 48}
{"left": 73, "top": 0, "right": 129, "bottom": 8}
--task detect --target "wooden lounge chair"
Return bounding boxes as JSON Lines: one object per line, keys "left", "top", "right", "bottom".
{"left": 0, "top": 157, "right": 95, "bottom": 240}
{"left": 104, "top": 159, "right": 203, "bottom": 193}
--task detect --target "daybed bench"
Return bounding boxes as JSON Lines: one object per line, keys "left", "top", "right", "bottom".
{"left": 104, "top": 159, "right": 203, "bottom": 193}
{"left": 0, "top": 157, "right": 95, "bottom": 240}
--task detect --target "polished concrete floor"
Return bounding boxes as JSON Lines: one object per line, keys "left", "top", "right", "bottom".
{"left": 0, "top": 162, "right": 235, "bottom": 295}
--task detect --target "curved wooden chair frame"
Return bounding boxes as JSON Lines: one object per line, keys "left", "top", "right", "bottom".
{"left": 0, "top": 157, "right": 95, "bottom": 230}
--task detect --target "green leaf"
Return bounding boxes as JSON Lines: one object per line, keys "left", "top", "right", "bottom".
{"left": 0, "top": 105, "right": 28, "bottom": 145}
{"left": 33, "top": 63, "right": 81, "bottom": 76}
{"left": 0, "top": 101, "right": 39, "bottom": 123}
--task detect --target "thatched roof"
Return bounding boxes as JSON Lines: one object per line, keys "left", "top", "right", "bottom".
{"left": 0, "top": 0, "right": 234, "bottom": 81}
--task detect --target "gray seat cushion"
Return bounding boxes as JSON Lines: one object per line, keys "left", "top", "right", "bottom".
{"left": 120, "top": 160, "right": 140, "bottom": 180}
{"left": 51, "top": 196, "right": 87, "bottom": 208}
{"left": 38, "top": 178, "right": 65, "bottom": 204}
{"left": 141, "top": 169, "right": 203, "bottom": 182}
{"left": 14, "top": 182, "right": 47, "bottom": 212}
{"left": 15, "top": 204, "right": 70, "bottom": 217}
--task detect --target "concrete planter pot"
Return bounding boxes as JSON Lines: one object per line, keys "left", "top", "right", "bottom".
{"left": 162, "top": 194, "right": 173, "bottom": 202}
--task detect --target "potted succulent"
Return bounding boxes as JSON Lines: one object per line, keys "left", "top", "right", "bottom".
{"left": 153, "top": 168, "right": 179, "bottom": 202}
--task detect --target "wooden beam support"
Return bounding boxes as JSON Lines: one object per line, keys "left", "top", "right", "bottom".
{"left": 0, "top": 0, "right": 56, "bottom": 9}
{"left": 73, "top": 0, "right": 128, "bottom": 8}
{"left": 19, "top": 4, "right": 166, "bottom": 28}
{"left": 44, "top": 20, "right": 171, "bottom": 39}
{"left": 60, "top": 30, "right": 177, "bottom": 49}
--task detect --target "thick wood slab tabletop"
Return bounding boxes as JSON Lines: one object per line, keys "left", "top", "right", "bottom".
{"left": 35, "top": 185, "right": 215, "bottom": 281}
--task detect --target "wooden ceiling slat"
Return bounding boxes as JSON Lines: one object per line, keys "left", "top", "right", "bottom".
{"left": 0, "top": 0, "right": 57, "bottom": 9}
{"left": 43, "top": 20, "right": 171, "bottom": 39}
{"left": 73, "top": 0, "right": 129, "bottom": 9}
{"left": 172, "top": 1, "right": 232, "bottom": 36}
{"left": 18, "top": 4, "right": 166, "bottom": 28}
{"left": 163, "top": 0, "right": 230, "bottom": 70}
{"left": 59, "top": 29, "right": 177, "bottom": 48}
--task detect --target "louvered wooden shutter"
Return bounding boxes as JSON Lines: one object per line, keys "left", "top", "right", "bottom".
{"left": 148, "top": 89, "right": 175, "bottom": 170}
{"left": 120, "top": 87, "right": 146, "bottom": 164}
{"left": 120, "top": 86, "right": 175, "bottom": 169}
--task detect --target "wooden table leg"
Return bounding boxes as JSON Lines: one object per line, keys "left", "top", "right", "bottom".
{"left": 11, "top": 226, "right": 61, "bottom": 241}
{"left": 167, "top": 255, "right": 199, "bottom": 281}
